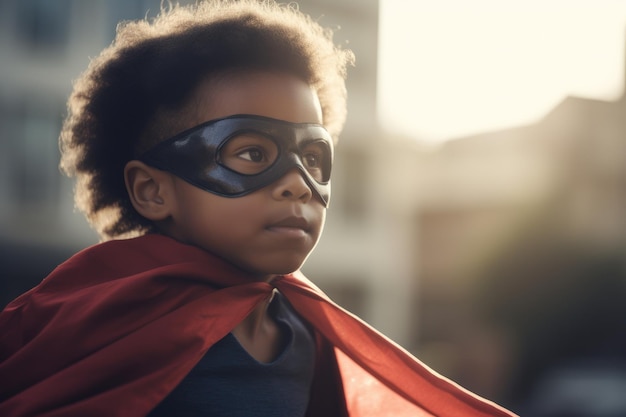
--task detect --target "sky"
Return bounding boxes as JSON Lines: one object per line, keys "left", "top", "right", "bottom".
{"left": 377, "top": 0, "right": 626, "bottom": 143}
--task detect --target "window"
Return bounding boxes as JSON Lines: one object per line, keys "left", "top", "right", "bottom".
{"left": 16, "top": 0, "right": 72, "bottom": 50}
{"left": 1, "top": 99, "right": 63, "bottom": 209}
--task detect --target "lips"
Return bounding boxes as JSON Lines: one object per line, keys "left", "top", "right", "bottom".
{"left": 266, "top": 216, "right": 311, "bottom": 233}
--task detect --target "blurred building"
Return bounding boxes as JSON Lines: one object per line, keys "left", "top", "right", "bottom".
{"left": 406, "top": 60, "right": 626, "bottom": 411}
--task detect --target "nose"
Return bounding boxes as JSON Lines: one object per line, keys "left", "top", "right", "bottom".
{"left": 271, "top": 168, "right": 313, "bottom": 203}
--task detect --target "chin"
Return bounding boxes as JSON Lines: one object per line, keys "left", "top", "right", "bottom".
{"left": 268, "top": 263, "right": 305, "bottom": 276}
{"left": 251, "top": 258, "right": 308, "bottom": 278}
{"left": 231, "top": 249, "right": 314, "bottom": 278}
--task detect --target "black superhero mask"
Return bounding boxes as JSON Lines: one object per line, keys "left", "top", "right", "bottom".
{"left": 139, "top": 114, "right": 333, "bottom": 206}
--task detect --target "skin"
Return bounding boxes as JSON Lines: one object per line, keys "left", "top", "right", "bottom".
{"left": 125, "top": 71, "right": 327, "bottom": 362}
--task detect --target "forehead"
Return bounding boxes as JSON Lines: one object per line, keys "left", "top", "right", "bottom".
{"left": 189, "top": 70, "right": 323, "bottom": 129}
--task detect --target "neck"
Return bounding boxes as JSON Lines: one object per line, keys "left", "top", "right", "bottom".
{"left": 231, "top": 289, "right": 283, "bottom": 363}
{"left": 243, "top": 289, "right": 276, "bottom": 332}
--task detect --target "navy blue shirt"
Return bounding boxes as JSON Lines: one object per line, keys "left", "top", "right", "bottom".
{"left": 148, "top": 292, "right": 316, "bottom": 416}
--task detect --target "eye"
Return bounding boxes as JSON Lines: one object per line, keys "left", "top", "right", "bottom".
{"left": 220, "top": 133, "right": 278, "bottom": 175}
{"left": 237, "top": 147, "right": 267, "bottom": 163}
{"left": 303, "top": 151, "right": 321, "bottom": 169}
{"left": 300, "top": 142, "right": 329, "bottom": 182}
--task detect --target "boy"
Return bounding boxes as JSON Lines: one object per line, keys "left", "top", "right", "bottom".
{"left": 0, "top": 1, "right": 516, "bottom": 416}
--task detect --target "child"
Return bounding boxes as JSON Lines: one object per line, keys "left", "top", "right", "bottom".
{"left": 0, "top": 1, "right": 516, "bottom": 416}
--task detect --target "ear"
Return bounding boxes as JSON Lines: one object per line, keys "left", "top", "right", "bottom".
{"left": 124, "top": 160, "right": 174, "bottom": 221}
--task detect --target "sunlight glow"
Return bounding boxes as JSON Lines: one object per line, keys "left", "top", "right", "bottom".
{"left": 378, "top": 0, "right": 626, "bottom": 143}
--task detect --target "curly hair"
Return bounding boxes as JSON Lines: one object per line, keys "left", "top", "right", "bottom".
{"left": 59, "top": 0, "right": 354, "bottom": 241}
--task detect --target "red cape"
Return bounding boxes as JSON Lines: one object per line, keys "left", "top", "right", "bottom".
{"left": 0, "top": 235, "right": 516, "bottom": 416}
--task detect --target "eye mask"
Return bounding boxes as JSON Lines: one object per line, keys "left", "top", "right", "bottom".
{"left": 139, "top": 114, "right": 333, "bottom": 206}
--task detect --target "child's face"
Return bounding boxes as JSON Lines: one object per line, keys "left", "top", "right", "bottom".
{"left": 164, "top": 71, "right": 326, "bottom": 279}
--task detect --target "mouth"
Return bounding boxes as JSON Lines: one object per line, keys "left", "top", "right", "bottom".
{"left": 265, "top": 216, "right": 311, "bottom": 237}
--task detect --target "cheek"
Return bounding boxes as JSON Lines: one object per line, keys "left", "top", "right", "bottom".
{"left": 310, "top": 206, "right": 327, "bottom": 241}
{"left": 192, "top": 195, "right": 264, "bottom": 234}
{"left": 318, "top": 209, "right": 326, "bottom": 232}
